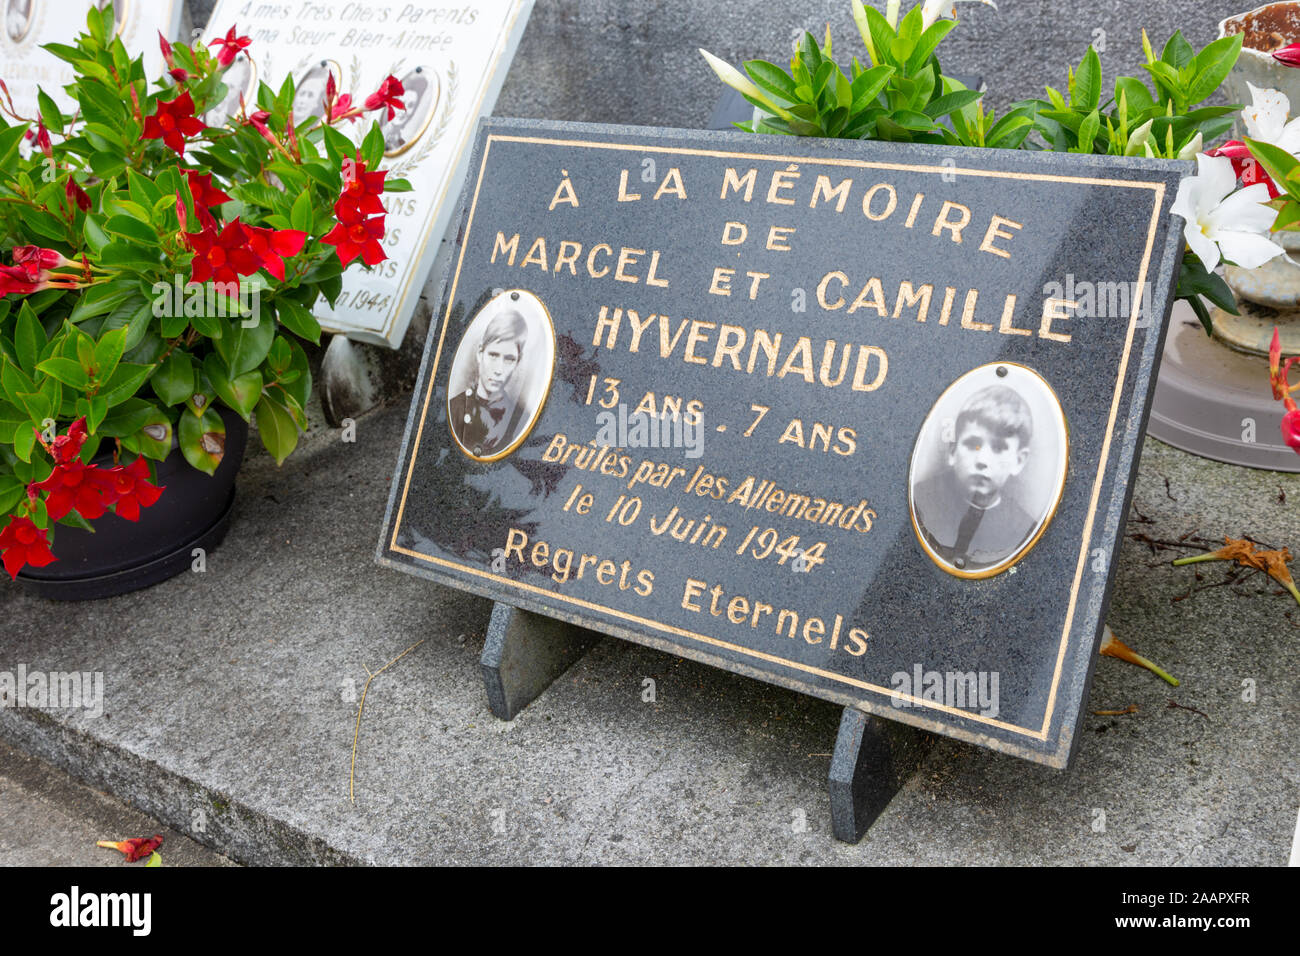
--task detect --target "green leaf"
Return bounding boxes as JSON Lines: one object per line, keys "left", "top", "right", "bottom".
{"left": 151, "top": 351, "right": 194, "bottom": 406}
{"left": 179, "top": 405, "right": 226, "bottom": 476}
{"left": 1073, "top": 47, "right": 1102, "bottom": 112}
{"left": 290, "top": 189, "right": 313, "bottom": 234}
{"left": 254, "top": 395, "right": 298, "bottom": 466}
{"left": 743, "top": 60, "right": 798, "bottom": 104}
{"left": 906, "top": 17, "right": 956, "bottom": 74}
{"left": 1187, "top": 33, "right": 1243, "bottom": 106}
{"left": 14, "top": 302, "right": 44, "bottom": 374}
{"left": 133, "top": 409, "right": 173, "bottom": 460}
{"left": 98, "top": 242, "right": 162, "bottom": 272}
{"left": 98, "top": 398, "right": 157, "bottom": 438}
{"left": 104, "top": 214, "right": 160, "bottom": 246}
{"left": 93, "top": 327, "right": 128, "bottom": 383}
{"left": 273, "top": 298, "right": 321, "bottom": 345}
{"left": 923, "top": 89, "right": 982, "bottom": 119}
{"left": 15, "top": 389, "right": 51, "bottom": 427}
{"left": 203, "top": 354, "right": 261, "bottom": 422}
{"left": 215, "top": 314, "right": 275, "bottom": 377}
{"left": 1161, "top": 31, "right": 1196, "bottom": 69}
{"left": 96, "top": 363, "right": 154, "bottom": 410}
{"left": 13, "top": 421, "right": 36, "bottom": 462}
{"left": 1075, "top": 109, "right": 1101, "bottom": 152}
{"left": 35, "top": 357, "right": 89, "bottom": 390}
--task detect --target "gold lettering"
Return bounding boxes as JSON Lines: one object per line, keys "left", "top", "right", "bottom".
{"left": 811, "top": 175, "right": 852, "bottom": 212}
{"left": 980, "top": 215, "right": 1022, "bottom": 259}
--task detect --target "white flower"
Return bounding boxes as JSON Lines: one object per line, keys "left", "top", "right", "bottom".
{"left": 1242, "top": 82, "right": 1300, "bottom": 154}
{"left": 1171, "top": 154, "right": 1283, "bottom": 271}
{"left": 699, "top": 48, "right": 794, "bottom": 122}
{"left": 921, "top": 0, "right": 999, "bottom": 30}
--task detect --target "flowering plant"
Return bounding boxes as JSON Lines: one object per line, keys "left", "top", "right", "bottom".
{"left": 0, "top": 4, "right": 411, "bottom": 578}
{"left": 700, "top": 2, "right": 1300, "bottom": 331}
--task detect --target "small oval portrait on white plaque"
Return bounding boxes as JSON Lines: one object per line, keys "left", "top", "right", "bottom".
{"left": 4, "top": 0, "right": 35, "bottom": 44}
{"left": 205, "top": 52, "right": 257, "bottom": 128}
{"left": 908, "top": 363, "right": 1068, "bottom": 579}
{"left": 292, "top": 59, "right": 341, "bottom": 121}
{"left": 381, "top": 66, "right": 440, "bottom": 157}
{"left": 447, "top": 289, "right": 555, "bottom": 462}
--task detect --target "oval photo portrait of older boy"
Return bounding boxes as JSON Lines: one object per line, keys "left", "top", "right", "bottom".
{"left": 908, "top": 363, "right": 1068, "bottom": 579}
{"left": 447, "top": 289, "right": 555, "bottom": 462}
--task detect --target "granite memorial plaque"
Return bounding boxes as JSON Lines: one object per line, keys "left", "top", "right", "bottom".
{"left": 199, "top": 0, "right": 534, "bottom": 348}
{"left": 377, "top": 117, "right": 1188, "bottom": 767}
{"left": 0, "top": 0, "right": 184, "bottom": 118}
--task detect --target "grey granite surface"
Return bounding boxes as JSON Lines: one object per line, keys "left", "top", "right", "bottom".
{"left": 1, "top": 394, "right": 1295, "bottom": 864}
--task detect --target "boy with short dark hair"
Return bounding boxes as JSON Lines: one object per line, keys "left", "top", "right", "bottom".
{"left": 913, "top": 385, "right": 1037, "bottom": 572}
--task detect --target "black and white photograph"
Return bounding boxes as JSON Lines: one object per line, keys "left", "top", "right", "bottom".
{"left": 3, "top": 0, "right": 34, "bottom": 44}
{"left": 909, "top": 363, "right": 1068, "bottom": 578}
{"left": 380, "top": 65, "right": 440, "bottom": 156}
{"left": 292, "top": 59, "right": 340, "bottom": 121}
{"left": 446, "top": 289, "right": 553, "bottom": 461}
{"left": 204, "top": 52, "right": 255, "bottom": 128}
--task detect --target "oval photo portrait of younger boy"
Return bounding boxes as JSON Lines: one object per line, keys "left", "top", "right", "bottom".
{"left": 447, "top": 289, "right": 555, "bottom": 462}
{"left": 908, "top": 363, "right": 1068, "bottom": 579}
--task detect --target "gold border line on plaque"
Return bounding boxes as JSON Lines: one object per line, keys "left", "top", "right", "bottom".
{"left": 3, "top": 0, "right": 36, "bottom": 46}
{"left": 446, "top": 288, "right": 555, "bottom": 463}
{"left": 388, "top": 132, "right": 1169, "bottom": 748}
{"left": 356, "top": 0, "right": 528, "bottom": 344}
{"left": 907, "top": 362, "right": 1070, "bottom": 580}
{"left": 383, "top": 66, "right": 441, "bottom": 158}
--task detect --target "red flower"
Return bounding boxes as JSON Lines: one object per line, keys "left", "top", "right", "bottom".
{"left": 1275, "top": 42, "right": 1300, "bottom": 68}
{"left": 0, "top": 265, "right": 49, "bottom": 297}
{"left": 185, "top": 170, "right": 232, "bottom": 208}
{"left": 96, "top": 835, "right": 163, "bottom": 863}
{"left": 187, "top": 219, "right": 260, "bottom": 286}
{"left": 65, "top": 177, "right": 91, "bottom": 212}
{"left": 102, "top": 458, "right": 165, "bottom": 522}
{"left": 1208, "top": 140, "right": 1279, "bottom": 198}
{"left": 243, "top": 225, "right": 306, "bottom": 281}
{"left": 208, "top": 25, "right": 251, "bottom": 69}
{"left": 338, "top": 157, "right": 386, "bottom": 218}
{"left": 328, "top": 93, "right": 358, "bottom": 123}
{"left": 35, "top": 119, "right": 51, "bottom": 158}
{"left": 321, "top": 205, "right": 386, "bottom": 267}
{"left": 363, "top": 75, "right": 406, "bottom": 121}
{"left": 11, "top": 245, "right": 75, "bottom": 277}
{"left": 30, "top": 462, "right": 117, "bottom": 522}
{"left": 143, "top": 91, "right": 205, "bottom": 155}
{"left": 0, "top": 516, "right": 56, "bottom": 579}
{"left": 243, "top": 105, "right": 277, "bottom": 146}
{"left": 1283, "top": 408, "right": 1300, "bottom": 452}
{"left": 48, "top": 417, "right": 88, "bottom": 464}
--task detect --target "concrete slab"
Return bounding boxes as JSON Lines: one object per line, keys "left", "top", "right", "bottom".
{"left": 0, "top": 388, "right": 1296, "bottom": 864}
{"left": 0, "top": 740, "right": 235, "bottom": 867}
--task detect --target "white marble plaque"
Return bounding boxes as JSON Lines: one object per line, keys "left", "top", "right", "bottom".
{"left": 0, "top": 0, "right": 184, "bottom": 116}
{"left": 199, "top": 0, "right": 535, "bottom": 348}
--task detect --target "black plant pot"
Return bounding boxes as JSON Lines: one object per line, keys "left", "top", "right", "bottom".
{"left": 16, "top": 404, "right": 250, "bottom": 601}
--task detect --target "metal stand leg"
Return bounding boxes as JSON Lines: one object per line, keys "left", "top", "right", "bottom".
{"left": 480, "top": 602, "right": 600, "bottom": 720}
{"left": 828, "top": 706, "right": 933, "bottom": 843}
